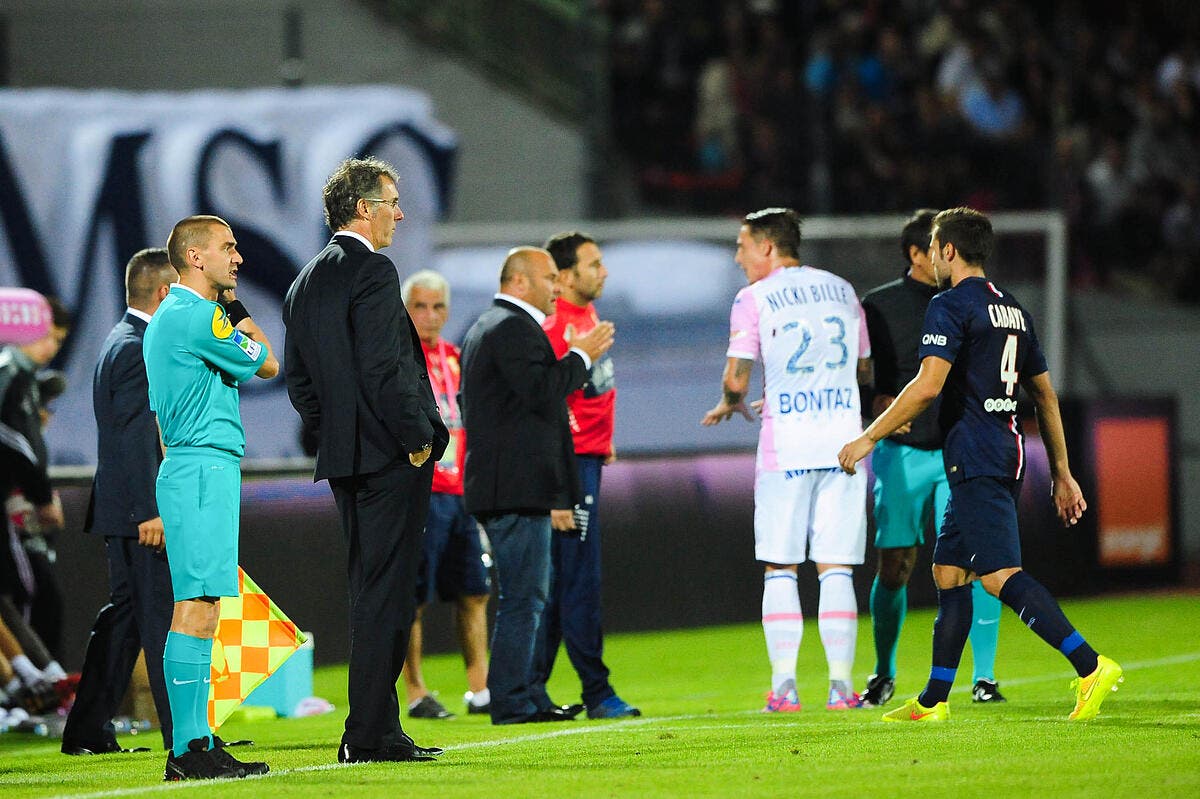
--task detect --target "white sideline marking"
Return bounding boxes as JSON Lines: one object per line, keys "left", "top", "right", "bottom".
{"left": 950, "top": 650, "right": 1200, "bottom": 693}
{"left": 445, "top": 710, "right": 737, "bottom": 750}
{"left": 43, "top": 653, "right": 1200, "bottom": 799}
{"left": 39, "top": 713, "right": 721, "bottom": 799}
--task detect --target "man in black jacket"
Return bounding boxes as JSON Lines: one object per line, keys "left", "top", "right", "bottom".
{"left": 283, "top": 157, "right": 448, "bottom": 764}
{"left": 62, "top": 248, "right": 177, "bottom": 756}
{"left": 459, "top": 247, "right": 613, "bottom": 725}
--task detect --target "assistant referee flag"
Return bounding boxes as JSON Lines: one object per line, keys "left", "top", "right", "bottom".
{"left": 207, "top": 568, "right": 307, "bottom": 729}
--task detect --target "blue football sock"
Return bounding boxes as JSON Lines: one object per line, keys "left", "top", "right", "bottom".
{"left": 968, "top": 581, "right": 1001, "bottom": 682}
{"left": 998, "top": 570, "right": 1098, "bottom": 678}
{"left": 918, "top": 584, "right": 972, "bottom": 707}
{"left": 869, "top": 576, "right": 906, "bottom": 679}
{"left": 163, "top": 632, "right": 214, "bottom": 756}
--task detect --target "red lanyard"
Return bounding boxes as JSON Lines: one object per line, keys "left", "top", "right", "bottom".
{"left": 427, "top": 340, "right": 460, "bottom": 425}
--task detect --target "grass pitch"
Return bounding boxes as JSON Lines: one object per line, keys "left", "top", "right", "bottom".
{"left": 3, "top": 592, "right": 1197, "bottom": 798}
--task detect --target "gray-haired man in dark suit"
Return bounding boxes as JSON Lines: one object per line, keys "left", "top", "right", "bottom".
{"left": 284, "top": 157, "right": 448, "bottom": 764}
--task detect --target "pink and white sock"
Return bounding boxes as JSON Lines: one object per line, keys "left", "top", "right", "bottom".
{"left": 818, "top": 567, "right": 857, "bottom": 683}
{"left": 762, "top": 569, "right": 802, "bottom": 694}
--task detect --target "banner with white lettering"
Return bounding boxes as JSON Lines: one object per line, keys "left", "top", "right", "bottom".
{"left": 0, "top": 86, "right": 456, "bottom": 462}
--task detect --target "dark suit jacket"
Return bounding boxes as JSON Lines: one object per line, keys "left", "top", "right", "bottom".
{"left": 283, "top": 234, "right": 447, "bottom": 481}
{"left": 85, "top": 312, "right": 161, "bottom": 537}
{"left": 460, "top": 298, "right": 588, "bottom": 516}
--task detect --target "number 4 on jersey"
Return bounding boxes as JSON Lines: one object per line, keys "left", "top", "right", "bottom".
{"left": 1000, "top": 334, "right": 1018, "bottom": 396}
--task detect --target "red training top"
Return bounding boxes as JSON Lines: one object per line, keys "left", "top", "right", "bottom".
{"left": 542, "top": 297, "right": 616, "bottom": 457}
{"left": 422, "top": 338, "right": 465, "bottom": 495}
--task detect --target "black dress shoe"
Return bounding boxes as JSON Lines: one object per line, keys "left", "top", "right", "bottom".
{"left": 337, "top": 740, "right": 442, "bottom": 763}
{"left": 409, "top": 695, "right": 455, "bottom": 719}
{"left": 516, "top": 706, "right": 578, "bottom": 723}
{"left": 61, "top": 739, "right": 151, "bottom": 756}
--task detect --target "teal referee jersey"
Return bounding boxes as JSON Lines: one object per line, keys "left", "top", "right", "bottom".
{"left": 144, "top": 284, "right": 267, "bottom": 456}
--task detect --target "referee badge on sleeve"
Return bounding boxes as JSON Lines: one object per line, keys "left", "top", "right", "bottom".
{"left": 211, "top": 307, "right": 234, "bottom": 339}
{"left": 230, "top": 329, "right": 262, "bottom": 361}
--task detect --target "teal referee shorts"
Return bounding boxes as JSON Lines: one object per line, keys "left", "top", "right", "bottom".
{"left": 156, "top": 447, "right": 241, "bottom": 602}
{"left": 871, "top": 438, "right": 949, "bottom": 549}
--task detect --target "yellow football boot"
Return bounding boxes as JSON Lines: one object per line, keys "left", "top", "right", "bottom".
{"left": 881, "top": 696, "right": 949, "bottom": 722}
{"left": 1068, "top": 655, "right": 1123, "bottom": 721}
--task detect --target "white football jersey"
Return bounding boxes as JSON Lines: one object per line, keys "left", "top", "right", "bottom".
{"left": 727, "top": 266, "right": 870, "bottom": 471}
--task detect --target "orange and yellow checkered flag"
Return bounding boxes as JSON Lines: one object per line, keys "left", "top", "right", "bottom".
{"left": 207, "top": 567, "right": 308, "bottom": 729}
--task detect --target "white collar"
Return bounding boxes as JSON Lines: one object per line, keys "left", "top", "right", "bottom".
{"left": 334, "top": 230, "right": 375, "bottom": 252}
{"left": 126, "top": 307, "right": 153, "bottom": 323}
{"left": 495, "top": 293, "right": 545, "bottom": 325}
{"left": 171, "top": 283, "right": 210, "bottom": 301}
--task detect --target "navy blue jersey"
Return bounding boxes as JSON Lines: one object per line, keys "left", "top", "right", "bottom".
{"left": 918, "top": 277, "right": 1047, "bottom": 485}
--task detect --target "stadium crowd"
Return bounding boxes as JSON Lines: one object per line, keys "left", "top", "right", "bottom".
{"left": 607, "top": 0, "right": 1200, "bottom": 301}
{"left": 3, "top": 0, "right": 1176, "bottom": 755}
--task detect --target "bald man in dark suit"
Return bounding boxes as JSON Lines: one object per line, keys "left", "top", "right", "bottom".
{"left": 459, "top": 247, "right": 613, "bottom": 725}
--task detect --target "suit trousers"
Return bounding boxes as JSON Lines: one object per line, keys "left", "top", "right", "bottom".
{"left": 330, "top": 459, "right": 432, "bottom": 749}
{"left": 63, "top": 537, "right": 174, "bottom": 750}
{"left": 533, "top": 455, "right": 613, "bottom": 708}
{"left": 484, "top": 513, "right": 552, "bottom": 724}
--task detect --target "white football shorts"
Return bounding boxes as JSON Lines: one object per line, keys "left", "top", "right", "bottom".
{"left": 753, "top": 467, "right": 867, "bottom": 565}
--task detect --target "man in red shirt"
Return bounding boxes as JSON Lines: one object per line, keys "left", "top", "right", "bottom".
{"left": 400, "top": 270, "right": 492, "bottom": 719}
{"left": 536, "top": 232, "right": 639, "bottom": 719}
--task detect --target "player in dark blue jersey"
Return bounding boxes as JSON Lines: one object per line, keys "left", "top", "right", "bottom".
{"left": 838, "top": 207, "right": 1123, "bottom": 722}
{"left": 859, "top": 209, "right": 1005, "bottom": 709}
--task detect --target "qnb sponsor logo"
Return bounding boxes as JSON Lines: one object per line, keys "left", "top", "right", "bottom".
{"left": 922, "top": 333, "right": 947, "bottom": 346}
{"left": 983, "top": 397, "right": 1019, "bottom": 413}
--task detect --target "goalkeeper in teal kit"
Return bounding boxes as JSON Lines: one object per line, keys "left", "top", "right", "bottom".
{"left": 143, "top": 215, "right": 279, "bottom": 781}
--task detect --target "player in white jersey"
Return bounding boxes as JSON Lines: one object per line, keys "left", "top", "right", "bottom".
{"left": 703, "top": 208, "right": 873, "bottom": 712}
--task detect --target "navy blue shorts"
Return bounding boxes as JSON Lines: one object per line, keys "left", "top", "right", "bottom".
{"left": 933, "top": 476, "right": 1023, "bottom": 575}
{"left": 417, "top": 492, "right": 491, "bottom": 604}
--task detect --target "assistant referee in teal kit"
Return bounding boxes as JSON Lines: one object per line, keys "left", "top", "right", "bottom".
{"left": 143, "top": 215, "right": 277, "bottom": 782}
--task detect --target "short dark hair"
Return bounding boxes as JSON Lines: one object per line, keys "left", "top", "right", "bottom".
{"left": 543, "top": 231, "right": 595, "bottom": 272}
{"left": 125, "top": 247, "right": 174, "bottom": 305}
{"left": 167, "top": 215, "right": 230, "bottom": 273}
{"left": 322, "top": 156, "right": 399, "bottom": 232}
{"left": 901, "top": 209, "right": 938, "bottom": 264}
{"left": 932, "top": 207, "right": 994, "bottom": 265}
{"left": 743, "top": 207, "right": 802, "bottom": 259}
